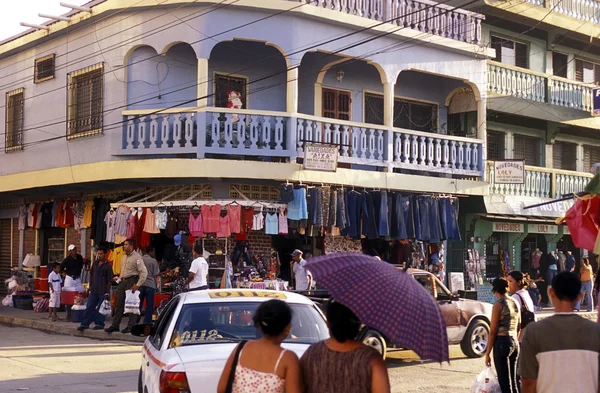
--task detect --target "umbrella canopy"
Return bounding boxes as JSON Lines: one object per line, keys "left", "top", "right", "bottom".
{"left": 305, "top": 253, "right": 449, "bottom": 363}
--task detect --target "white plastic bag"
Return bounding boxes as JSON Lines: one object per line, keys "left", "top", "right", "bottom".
{"left": 99, "top": 300, "right": 112, "bottom": 316}
{"left": 471, "top": 367, "right": 501, "bottom": 393}
{"left": 125, "top": 290, "right": 141, "bottom": 315}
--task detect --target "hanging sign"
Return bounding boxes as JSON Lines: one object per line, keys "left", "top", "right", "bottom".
{"left": 528, "top": 224, "right": 558, "bottom": 234}
{"left": 493, "top": 160, "right": 525, "bottom": 184}
{"left": 493, "top": 222, "right": 523, "bottom": 233}
{"left": 593, "top": 88, "right": 600, "bottom": 116}
{"left": 303, "top": 144, "right": 338, "bottom": 172}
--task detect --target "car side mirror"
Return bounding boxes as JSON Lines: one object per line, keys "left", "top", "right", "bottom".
{"left": 131, "top": 323, "right": 154, "bottom": 337}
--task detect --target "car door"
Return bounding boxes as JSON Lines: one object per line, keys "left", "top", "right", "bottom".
{"left": 143, "top": 297, "right": 180, "bottom": 393}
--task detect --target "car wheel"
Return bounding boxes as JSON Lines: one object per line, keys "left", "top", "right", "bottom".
{"left": 138, "top": 368, "right": 143, "bottom": 393}
{"left": 362, "top": 330, "right": 387, "bottom": 360}
{"left": 460, "top": 320, "right": 490, "bottom": 358}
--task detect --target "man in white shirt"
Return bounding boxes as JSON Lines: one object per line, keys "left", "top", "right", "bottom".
{"left": 186, "top": 244, "right": 209, "bottom": 291}
{"left": 292, "top": 249, "right": 312, "bottom": 291}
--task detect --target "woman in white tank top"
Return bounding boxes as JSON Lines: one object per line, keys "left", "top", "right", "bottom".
{"left": 217, "top": 300, "right": 303, "bottom": 393}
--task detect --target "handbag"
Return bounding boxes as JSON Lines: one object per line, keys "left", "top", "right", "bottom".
{"left": 225, "top": 340, "right": 248, "bottom": 393}
{"left": 515, "top": 293, "right": 535, "bottom": 329}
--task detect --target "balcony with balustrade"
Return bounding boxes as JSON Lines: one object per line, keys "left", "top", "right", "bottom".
{"left": 288, "top": 0, "right": 485, "bottom": 45}
{"left": 487, "top": 61, "right": 596, "bottom": 116}
{"left": 117, "top": 39, "right": 488, "bottom": 183}
{"left": 487, "top": 162, "right": 593, "bottom": 199}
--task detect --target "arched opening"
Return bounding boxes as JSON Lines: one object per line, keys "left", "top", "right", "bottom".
{"left": 208, "top": 40, "right": 288, "bottom": 111}
{"left": 126, "top": 43, "right": 197, "bottom": 110}
{"left": 394, "top": 70, "right": 475, "bottom": 135}
{"left": 298, "top": 51, "right": 386, "bottom": 123}
{"left": 446, "top": 88, "right": 478, "bottom": 138}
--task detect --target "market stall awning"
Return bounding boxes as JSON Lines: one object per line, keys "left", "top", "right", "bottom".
{"left": 483, "top": 195, "right": 574, "bottom": 220}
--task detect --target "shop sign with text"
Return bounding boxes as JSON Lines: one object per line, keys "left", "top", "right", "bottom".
{"left": 493, "top": 222, "right": 523, "bottom": 233}
{"left": 493, "top": 160, "right": 525, "bottom": 184}
{"left": 303, "top": 144, "right": 338, "bottom": 172}
{"left": 528, "top": 224, "right": 558, "bottom": 234}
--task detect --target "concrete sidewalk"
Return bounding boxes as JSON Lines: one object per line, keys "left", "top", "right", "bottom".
{"left": 0, "top": 306, "right": 145, "bottom": 343}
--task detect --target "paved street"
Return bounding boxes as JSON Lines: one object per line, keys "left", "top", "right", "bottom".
{"left": 0, "top": 325, "right": 483, "bottom": 393}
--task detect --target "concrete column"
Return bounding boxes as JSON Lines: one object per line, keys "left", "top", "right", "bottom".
{"left": 197, "top": 58, "right": 209, "bottom": 159}
{"left": 545, "top": 144, "right": 554, "bottom": 168}
{"left": 545, "top": 50, "right": 553, "bottom": 75}
{"left": 80, "top": 228, "right": 87, "bottom": 258}
{"left": 18, "top": 229, "right": 24, "bottom": 267}
{"left": 383, "top": 82, "right": 394, "bottom": 128}
{"left": 286, "top": 67, "right": 299, "bottom": 114}
{"left": 314, "top": 84, "right": 322, "bottom": 117}
{"left": 505, "top": 132, "right": 514, "bottom": 159}
{"left": 197, "top": 58, "right": 209, "bottom": 109}
{"left": 576, "top": 143, "right": 585, "bottom": 172}
{"left": 477, "top": 99, "right": 487, "bottom": 181}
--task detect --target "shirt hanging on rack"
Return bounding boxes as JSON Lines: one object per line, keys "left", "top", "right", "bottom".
{"left": 155, "top": 209, "right": 168, "bottom": 230}
{"left": 83, "top": 200, "right": 94, "bottom": 228}
{"left": 104, "top": 210, "right": 117, "bottom": 242}
{"left": 201, "top": 204, "right": 221, "bottom": 233}
{"left": 288, "top": 187, "right": 308, "bottom": 220}
{"left": 252, "top": 212, "right": 264, "bottom": 231}
{"left": 278, "top": 208, "right": 288, "bottom": 235}
{"left": 217, "top": 214, "right": 231, "bottom": 238}
{"left": 114, "top": 205, "right": 130, "bottom": 236}
{"left": 227, "top": 204, "right": 241, "bottom": 233}
{"left": 27, "top": 204, "right": 35, "bottom": 228}
{"left": 241, "top": 207, "right": 254, "bottom": 233}
{"left": 265, "top": 213, "right": 278, "bottom": 235}
{"left": 72, "top": 201, "right": 85, "bottom": 231}
{"left": 165, "top": 210, "right": 178, "bottom": 238}
{"left": 144, "top": 208, "right": 161, "bottom": 234}
{"left": 188, "top": 210, "right": 204, "bottom": 237}
{"left": 126, "top": 209, "right": 137, "bottom": 239}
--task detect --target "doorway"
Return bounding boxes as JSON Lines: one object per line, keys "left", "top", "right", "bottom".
{"left": 271, "top": 235, "right": 310, "bottom": 282}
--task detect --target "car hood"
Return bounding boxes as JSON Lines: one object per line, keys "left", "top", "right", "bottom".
{"left": 176, "top": 342, "right": 310, "bottom": 393}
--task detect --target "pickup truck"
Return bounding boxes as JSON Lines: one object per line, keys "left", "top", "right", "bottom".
{"left": 300, "top": 268, "right": 493, "bottom": 359}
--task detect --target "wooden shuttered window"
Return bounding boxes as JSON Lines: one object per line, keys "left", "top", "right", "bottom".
{"left": 575, "top": 59, "right": 600, "bottom": 85}
{"left": 552, "top": 52, "right": 568, "bottom": 78}
{"left": 491, "top": 35, "right": 529, "bottom": 69}
{"left": 514, "top": 134, "right": 541, "bottom": 166}
{"left": 322, "top": 88, "right": 351, "bottom": 121}
{"left": 553, "top": 141, "right": 577, "bottom": 171}
{"left": 584, "top": 145, "right": 600, "bottom": 173}
{"left": 5, "top": 88, "right": 24, "bottom": 152}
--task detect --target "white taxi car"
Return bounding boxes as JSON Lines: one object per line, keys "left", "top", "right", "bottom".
{"left": 135, "top": 289, "right": 329, "bottom": 393}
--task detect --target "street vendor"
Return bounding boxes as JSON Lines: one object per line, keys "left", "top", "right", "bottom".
{"left": 291, "top": 249, "right": 312, "bottom": 291}
{"left": 60, "top": 244, "right": 84, "bottom": 286}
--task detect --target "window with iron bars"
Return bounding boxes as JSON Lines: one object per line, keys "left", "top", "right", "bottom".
{"left": 5, "top": 88, "right": 24, "bottom": 152}
{"left": 67, "top": 64, "right": 103, "bottom": 139}
{"left": 584, "top": 145, "right": 600, "bottom": 173}
{"left": 487, "top": 130, "right": 505, "bottom": 162}
{"left": 34, "top": 54, "right": 55, "bottom": 83}
{"left": 513, "top": 134, "right": 541, "bottom": 166}
{"left": 553, "top": 141, "right": 577, "bottom": 171}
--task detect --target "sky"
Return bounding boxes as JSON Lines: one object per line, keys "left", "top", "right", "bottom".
{"left": 0, "top": 0, "right": 90, "bottom": 41}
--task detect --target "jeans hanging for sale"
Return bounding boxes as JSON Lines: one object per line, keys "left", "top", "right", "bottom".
{"left": 373, "top": 191, "right": 390, "bottom": 238}
{"left": 403, "top": 195, "right": 416, "bottom": 239}
{"left": 364, "top": 192, "right": 379, "bottom": 240}
{"left": 417, "top": 196, "right": 431, "bottom": 242}
{"left": 448, "top": 198, "right": 461, "bottom": 240}
{"left": 337, "top": 191, "right": 349, "bottom": 232}
{"left": 412, "top": 195, "right": 421, "bottom": 240}
{"left": 439, "top": 197, "right": 449, "bottom": 241}
{"left": 346, "top": 191, "right": 366, "bottom": 238}
{"left": 391, "top": 193, "right": 408, "bottom": 240}
{"left": 308, "top": 188, "right": 323, "bottom": 226}
{"left": 428, "top": 198, "right": 442, "bottom": 244}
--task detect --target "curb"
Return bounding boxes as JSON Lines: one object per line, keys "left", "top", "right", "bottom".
{"left": 0, "top": 314, "right": 145, "bottom": 344}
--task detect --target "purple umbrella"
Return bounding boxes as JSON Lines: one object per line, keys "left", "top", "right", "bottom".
{"left": 305, "top": 253, "right": 449, "bottom": 362}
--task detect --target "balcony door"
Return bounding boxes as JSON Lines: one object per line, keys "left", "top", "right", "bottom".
{"left": 322, "top": 88, "right": 351, "bottom": 121}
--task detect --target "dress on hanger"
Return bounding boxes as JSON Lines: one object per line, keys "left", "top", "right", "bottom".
{"left": 227, "top": 205, "right": 241, "bottom": 233}
{"left": 189, "top": 210, "right": 204, "bottom": 237}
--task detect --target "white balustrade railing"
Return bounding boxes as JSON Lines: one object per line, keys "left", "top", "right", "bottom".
{"left": 296, "top": 116, "right": 388, "bottom": 164}
{"left": 121, "top": 109, "right": 486, "bottom": 178}
{"left": 288, "top": 0, "right": 484, "bottom": 44}
{"left": 123, "top": 112, "right": 197, "bottom": 154}
{"left": 549, "top": 77, "right": 593, "bottom": 112}
{"left": 392, "top": 130, "right": 482, "bottom": 175}
{"left": 488, "top": 62, "right": 546, "bottom": 103}
{"left": 206, "top": 111, "right": 288, "bottom": 155}
{"left": 488, "top": 163, "right": 593, "bottom": 198}
{"left": 555, "top": 172, "right": 591, "bottom": 196}
{"left": 523, "top": 0, "right": 544, "bottom": 6}
{"left": 548, "top": 0, "right": 600, "bottom": 24}
{"left": 489, "top": 166, "right": 552, "bottom": 198}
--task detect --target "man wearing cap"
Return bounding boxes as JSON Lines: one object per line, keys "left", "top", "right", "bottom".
{"left": 61, "top": 244, "right": 84, "bottom": 283}
{"left": 291, "top": 250, "right": 312, "bottom": 291}
{"left": 105, "top": 238, "right": 148, "bottom": 334}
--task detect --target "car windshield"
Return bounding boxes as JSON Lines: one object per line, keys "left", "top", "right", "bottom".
{"left": 170, "top": 302, "right": 329, "bottom": 347}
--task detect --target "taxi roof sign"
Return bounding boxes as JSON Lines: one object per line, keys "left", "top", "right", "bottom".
{"left": 208, "top": 290, "right": 287, "bottom": 299}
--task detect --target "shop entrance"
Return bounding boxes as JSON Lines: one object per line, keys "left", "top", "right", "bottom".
{"left": 271, "top": 235, "right": 309, "bottom": 282}
{"left": 521, "top": 234, "right": 547, "bottom": 274}
{"left": 0, "top": 219, "right": 11, "bottom": 295}
{"left": 485, "top": 233, "right": 505, "bottom": 278}
{"left": 41, "top": 228, "right": 65, "bottom": 267}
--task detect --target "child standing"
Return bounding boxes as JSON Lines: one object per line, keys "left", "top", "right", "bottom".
{"left": 48, "top": 263, "right": 62, "bottom": 321}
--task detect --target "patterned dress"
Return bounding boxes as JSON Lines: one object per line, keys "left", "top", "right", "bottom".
{"left": 232, "top": 348, "right": 286, "bottom": 393}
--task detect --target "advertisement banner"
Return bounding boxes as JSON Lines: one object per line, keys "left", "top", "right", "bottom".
{"left": 303, "top": 144, "right": 338, "bottom": 172}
